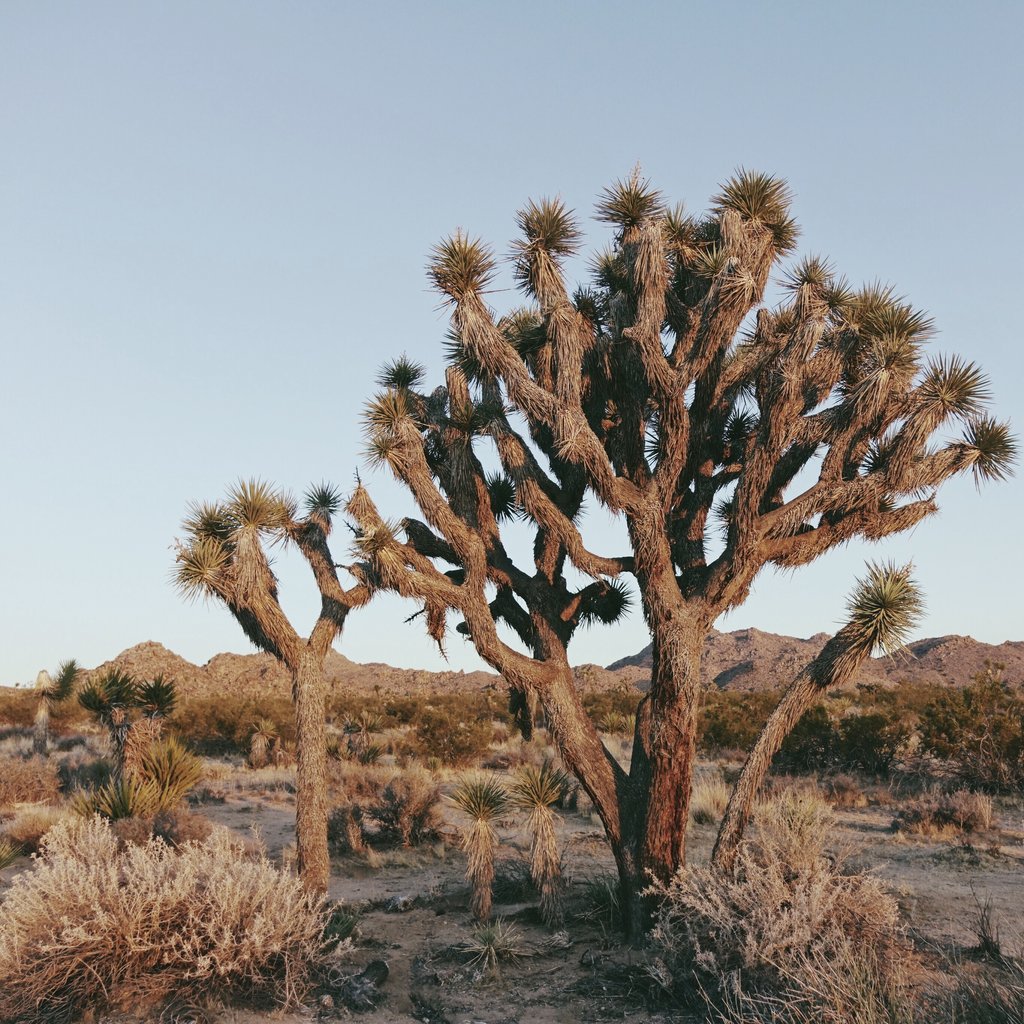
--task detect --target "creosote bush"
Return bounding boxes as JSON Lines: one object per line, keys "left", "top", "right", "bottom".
{"left": 0, "top": 816, "right": 333, "bottom": 1021}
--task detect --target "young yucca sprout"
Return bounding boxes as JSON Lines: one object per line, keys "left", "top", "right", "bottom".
{"left": 511, "top": 760, "right": 569, "bottom": 928}
{"left": 450, "top": 774, "right": 510, "bottom": 922}
{"left": 465, "top": 918, "right": 526, "bottom": 971}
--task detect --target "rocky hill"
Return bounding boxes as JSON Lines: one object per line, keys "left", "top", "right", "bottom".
{"left": 608, "top": 629, "right": 1024, "bottom": 691}
{"left": 20, "top": 628, "right": 1021, "bottom": 699}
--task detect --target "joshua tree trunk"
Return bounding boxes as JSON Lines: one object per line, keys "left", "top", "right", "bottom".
{"left": 711, "top": 566, "right": 923, "bottom": 874}
{"left": 292, "top": 646, "right": 330, "bottom": 894}
{"left": 711, "top": 670, "right": 821, "bottom": 874}
{"left": 33, "top": 702, "right": 49, "bottom": 757}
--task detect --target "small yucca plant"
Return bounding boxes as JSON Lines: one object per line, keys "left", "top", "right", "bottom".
{"left": 465, "top": 918, "right": 525, "bottom": 970}
{"left": 451, "top": 775, "right": 510, "bottom": 921}
{"left": 0, "top": 838, "right": 23, "bottom": 871}
{"left": 73, "top": 777, "right": 164, "bottom": 821}
{"left": 510, "top": 761, "right": 569, "bottom": 928}
{"left": 137, "top": 736, "right": 203, "bottom": 808}
{"left": 249, "top": 718, "right": 278, "bottom": 768}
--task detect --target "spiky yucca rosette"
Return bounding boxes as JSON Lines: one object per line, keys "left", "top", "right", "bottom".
{"left": 451, "top": 775, "right": 509, "bottom": 922}
{"left": 511, "top": 761, "right": 570, "bottom": 928}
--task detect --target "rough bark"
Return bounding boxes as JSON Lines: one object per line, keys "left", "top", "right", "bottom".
{"left": 292, "top": 645, "right": 330, "bottom": 894}
{"left": 711, "top": 671, "right": 819, "bottom": 874}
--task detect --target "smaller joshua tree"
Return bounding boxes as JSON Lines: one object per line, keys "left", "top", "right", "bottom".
{"left": 173, "top": 479, "right": 369, "bottom": 894}
{"left": 451, "top": 775, "right": 510, "bottom": 922}
{"left": 711, "top": 561, "right": 924, "bottom": 873}
{"left": 78, "top": 670, "right": 177, "bottom": 781}
{"left": 511, "top": 760, "right": 570, "bottom": 928}
{"left": 32, "top": 659, "right": 80, "bottom": 756}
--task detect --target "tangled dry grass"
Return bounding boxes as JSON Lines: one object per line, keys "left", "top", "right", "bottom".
{"left": 649, "top": 790, "right": 906, "bottom": 1018}
{"left": 0, "top": 816, "right": 334, "bottom": 1022}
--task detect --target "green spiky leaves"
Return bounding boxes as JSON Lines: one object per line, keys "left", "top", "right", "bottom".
{"left": 515, "top": 197, "right": 582, "bottom": 258}
{"left": 451, "top": 774, "right": 510, "bottom": 821}
{"left": 304, "top": 482, "right": 344, "bottom": 522}
{"left": 844, "top": 561, "right": 924, "bottom": 656}
{"left": 136, "top": 675, "right": 177, "bottom": 719}
{"left": 37, "top": 659, "right": 80, "bottom": 705}
{"left": 962, "top": 416, "right": 1018, "bottom": 484}
{"left": 429, "top": 231, "right": 496, "bottom": 301}
{"left": 376, "top": 355, "right": 425, "bottom": 391}
{"left": 918, "top": 355, "right": 991, "bottom": 422}
{"left": 486, "top": 472, "right": 518, "bottom": 523}
{"left": 510, "top": 761, "right": 570, "bottom": 811}
{"left": 595, "top": 168, "right": 663, "bottom": 230}
{"left": 78, "top": 669, "right": 139, "bottom": 720}
{"left": 712, "top": 169, "right": 798, "bottom": 253}
{"left": 226, "top": 479, "right": 293, "bottom": 532}
{"left": 579, "top": 579, "right": 633, "bottom": 627}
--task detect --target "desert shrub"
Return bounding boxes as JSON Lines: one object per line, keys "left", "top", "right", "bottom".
{"left": 690, "top": 773, "right": 731, "bottom": 825}
{"left": 710, "top": 939, "right": 916, "bottom": 1024}
{"left": 172, "top": 693, "right": 296, "bottom": 756}
{"left": 822, "top": 774, "right": 869, "bottom": 809}
{"left": 327, "top": 803, "right": 368, "bottom": 854}
{"left": 939, "top": 959, "right": 1024, "bottom": 1023}
{"left": 890, "top": 788, "right": 995, "bottom": 837}
{"left": 410, "top": 705, "right": 494, "bottom": 766}
{"left": 0, "top": 816, "right": 332, "bottom": 1020}
{"left": 0, "top": 690, "right": 36, "bottom": 729}
{"left": 700, "top": 690, "right": 780, "bottom": 754}
{"left": 582, "top": 687, "right": 641, "bottom": 729}
{"left": 774, "top": 706, "right": 840, "bottom": 774}
{"left": 917, "top": 667, "right": 1024, "bottom": 792}
{"left": 649, "top": 794, "right": 902, "bottom": 1006}
{"left": 369, "top": 768, "right": 441, "bottom": 846}
{"left": 0, "top": 805, "right": 69, "bottom": 852}
{"left": 56, "top": 753, "right": 112, "bottom": 794}
{"left": 836, "top": 712, "right": 910, "bottom": 775}
{"left": 0, "top": 756, "right": 61, "bottom": 808}
{"left": 112, "top": 808, "right": 215, "bottom": 850}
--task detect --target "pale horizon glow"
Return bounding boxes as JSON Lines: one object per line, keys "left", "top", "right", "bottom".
{"left": 1, "top": 2, "right": 1022, "bottom": 685}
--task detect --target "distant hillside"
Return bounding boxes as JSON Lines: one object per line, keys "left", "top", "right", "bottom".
{"left": 608, "top": 629, "right": 1024, "bottom": 691}
{"left": 9, "top": 627, "right": 1019, "bottom": 698}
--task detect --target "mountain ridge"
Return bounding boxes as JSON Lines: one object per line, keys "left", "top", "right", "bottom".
{"left": 7, "top": 626, "right": 1018, "bottom": 696}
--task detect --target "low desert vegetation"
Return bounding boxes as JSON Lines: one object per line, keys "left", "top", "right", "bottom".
{"left": 0, "top": 816, "right": 337, "bottom": 1022}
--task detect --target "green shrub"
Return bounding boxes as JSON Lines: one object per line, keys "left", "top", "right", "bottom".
{"left": 917, "top": 666, "right": 1024, "bottom": 792}
{"left": 172, "top": 694, "right": 295, "bottom": 756}
{"left": 411, "top": 705, "right": 494, "bottom": 766}
{"left": 700, "top": 690, "right": 779, "bottom": 753}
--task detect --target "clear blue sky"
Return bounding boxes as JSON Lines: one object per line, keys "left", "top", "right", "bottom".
{"left": 2, "top": 1, "right": 1022, "bottom": 685}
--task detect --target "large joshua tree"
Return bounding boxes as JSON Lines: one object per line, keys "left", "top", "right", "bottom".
{"left": 173, "top": 479, "right": 368, "bottom": 894}
{"left": 348, "top": 169, "right": 1015, "bottom": 934}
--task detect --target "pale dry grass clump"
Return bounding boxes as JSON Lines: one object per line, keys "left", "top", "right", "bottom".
{"left": 0, "top": 815, "right": 332, "bottom": 1022}
{"left": 650, "top": 790, "right": 903, "bottom": 1007}
{"left": 891, "top": 788, "right": 995, "bottom": 838}
{"left": 690, "top": 773, "right": 731, "bottom": 825}
{"left": 0, "top": 756, "right": 61, "bottom": 808}
{"left": 0, "top": 804, "right": 70, "bottom": 852}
